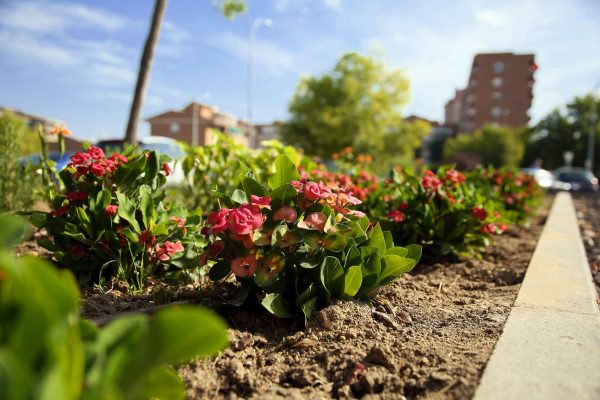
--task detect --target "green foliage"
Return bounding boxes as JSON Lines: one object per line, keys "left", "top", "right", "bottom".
{"left": 523, "top": 93, "right": 600, "bottom": 175}
{"left": 0, "top": 113, "right": 39, "bottom": 212}
{"left": 280, "top": 52, "right": 425, "bottom": 171}
{"left": 201, "top": 155, "right": 420, "bottom": 320}
{"left": 444, "top": 124, "right": 526, "bottom": 169}
{"left": 0, "top": 215, "right": 229, "bottom": 400}
{"left": 33, "top": 146, "right": 206, "bottom": 290}
{"left": 216, "top": 0, "right": 247, "bottom": 19}
{"left": 178, "top": 132, "right": 314, "bottom": 211}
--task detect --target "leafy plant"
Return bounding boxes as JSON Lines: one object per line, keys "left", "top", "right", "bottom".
{"left": 32, "top": 146, "right": 206, "bottom": 289}
{"left": 0, "top": 215, "right": 229, "bottom": 400}
{"left": 200, "top": 155, "right": 421, "bottom": 321}
{"left": 366, "top": 166, "right": 508, "bottom": 258}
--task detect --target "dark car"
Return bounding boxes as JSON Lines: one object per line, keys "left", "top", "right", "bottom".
{"left": 554, "top": 168, "right": 599, "bottom": 192}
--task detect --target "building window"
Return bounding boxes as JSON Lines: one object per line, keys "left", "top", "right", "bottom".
{"left": 469, "top": 79, "right": 477, "bottom": 88}
{"left": 170, "top": 122, "right": 180, "bottom": 133}
{"left": 492, "top": 77, "right": 503, "bottom": 87}
{"left": 466, "top": 107, "right": 476, "bottom": 116}
{"left": 491, "top": 107, "right": 502, "bottom": 118}
{"left": 492, "top": 91, "right": 503, "bottom": 101}
{"left": 493, "top": 61, "right": 505, "bottom": 73}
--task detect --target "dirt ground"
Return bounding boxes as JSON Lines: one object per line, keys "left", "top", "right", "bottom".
{"left": 172, "top": 205, "right": 549, "bottom": 400}
{"left": 572, "top": 193, "right": 600, "bottom": 299}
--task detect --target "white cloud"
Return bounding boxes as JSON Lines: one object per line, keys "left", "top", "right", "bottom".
{"left": 158, "top": 21, "right": 192, "bottom": 57}
{"left": 475, "top": 9, "right": 510, "bottom": 27}
{"left": 323, "top": 0, "right": 342, "bottom": 11}
{"left": 206, "top": 32, "right": 298, "bottom": 76}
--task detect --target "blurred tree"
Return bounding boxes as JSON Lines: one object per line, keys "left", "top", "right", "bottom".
{"left": 280, "top": 52, "right": 423, "bottom": 170}
{"left": 522, "top": 93, "right": 600, "bottom": 174}
{"left": 443, "top": 124, "right": 525, "bottom": 169}
{"left": 0, "top": 111, "right": 38, "bottom": 155}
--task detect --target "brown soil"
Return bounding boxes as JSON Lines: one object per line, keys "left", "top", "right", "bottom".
{"left": 176, "top": 204, "right": 549, "bottom": 400}
{"left": 572, "top": 192, "right": 600, "bottom": 299}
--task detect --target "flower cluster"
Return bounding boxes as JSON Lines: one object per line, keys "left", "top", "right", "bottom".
{"left": 66, "top": 146, "right": 128, "bottom": 179}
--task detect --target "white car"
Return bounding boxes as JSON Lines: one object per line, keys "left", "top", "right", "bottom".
{"left": 139, "top": 136, "right": 186, "bottom": 185}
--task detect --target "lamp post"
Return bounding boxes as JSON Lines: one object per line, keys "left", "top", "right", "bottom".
{"left": 247, "top": 17, "right": 272, "bottom": 148}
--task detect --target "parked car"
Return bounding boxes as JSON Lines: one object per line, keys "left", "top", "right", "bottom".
{"left": 553, "top": 168, "right": 599, "bottom": 192}
{"left": 95, "top": 136, "right": 185, "bottom": 185}
{"left": 520, "top": 167, "right": 555, "bottom": 189}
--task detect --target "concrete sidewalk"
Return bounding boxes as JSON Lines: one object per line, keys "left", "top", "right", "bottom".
{"left": 474, "top": 192, "right": 600, "bottom": 400}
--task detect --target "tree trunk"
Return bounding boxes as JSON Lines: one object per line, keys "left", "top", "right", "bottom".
{"left": 124, "top": 0, "right": 168, "bottom": 145}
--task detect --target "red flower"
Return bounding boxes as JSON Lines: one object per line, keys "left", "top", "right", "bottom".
{"left": 170, "top": 216, "right": 187, "bottom": 235}
{"left": 480, "top": 223, "right": 496, "bottom": 235}
{"left": 88, "top": 146, "right": 105, "bottom": 160}
{"left": 105, "top": 204, "right": 119, "bottom": 217}
{"left": 67, "top": 191, "right": 89, "bottom": 202}
{"left": 110, "top": 153, "right": 128, "bottom": 164}
{"left": 90, "top": 162, "right": 106, "bottom": 177}
{"left": 250, "top": 195, "right": 271, "bottom": 209}
{"left": 70, "top": 243, "right": 86, "bottom": 260}
{"left": 472, "top": 207, "right": 487, "bottom": 220}
{"left": 498, "top": 223, "right": 508, "bottom": 232}
{"left": 387, "top": 210, "right": 405, "bottom": 223}
{"left": 228, "top": 205, "right": 264, "bottom": 235}
{"left": 162, "top": 162, "right": 172, "bottom": 176}
{"left": 138, "top": 230, "right": 156, "bottom": 246}
{"left": 421, "top": 170, "right": 442, "bottom": 192}
{"left": 231, "top": 254, "right": 258, "bottom": 278}
{"left": 102, "top": 158, "right": 117, "bottom": 172}
{"left": 297, "top": 212, "right": 327, "bottom": 232}
{"left": 76, "top": 165, "right": 88, "bottom": 176}
{"left": 207, "top": 208, "right": 231, "bottom": 234}
{"left": 273, "top": 206, "right": 297, "bottom": 223}
{"left": 49, "top": 205, "right": 70, "bottom": 217}
{"left": 302, "top": 181, "right": 330, "bottom": 201}
{"left": 445, "top": 170, "right": 465, "bottom": 184}
{"left": 156, "top": 240, "right": 184, "bottom": 261}
{"left": 70, "top": 152, "right": 91, "bottom": 165}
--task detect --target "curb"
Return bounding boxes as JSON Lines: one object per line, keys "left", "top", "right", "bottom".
{"left": 474, "top": 192, "right": 600, "bottom": 400}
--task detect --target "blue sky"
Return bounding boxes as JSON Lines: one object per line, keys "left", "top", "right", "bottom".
{"left": 0, "top": 0, "right": 599, "bottom": 142}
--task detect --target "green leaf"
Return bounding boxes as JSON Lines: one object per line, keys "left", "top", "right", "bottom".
{"left": 366, "top": 224, "right": 386, "bottom": 255}
{"left": 405, "top": 244, "right": 422, "bottom": 263}
{"left": 270, "top": 184, "right": 297, "bottom": 210}
{"left": 0, "top": 215, "right": 32, "bottom": 248}
{"left": 134, "top": 366, "right": 184, "bottom": 400}
{"left": 386, "top": 246, "right": 408, "bottom": 257}
{"left": 230, "top": 189, "right": 248, "bottom": 204}
{"left": 242, "top": 177, "right": 268, "bottom": 197}
{"left": 319, "top": 256, "right": 344, "bottom": 302}
{"left": 344, "top": 246, "right": 361, "bottom": 270}
{"left": 76, "top": 207, "right": 94, "bottom": 237}
{"left": 140, "top": 185, "right": 156, "bottom": 230}
{"left": 254, "top": 252, "right": 286, "bottom": 288}
{"left": 379, "top": 255, "right": 416, "bottom": 285}
{"left": 301, "top": 297, "right": 319, "bottom": 323}
{"left": 342, "top": 266, "right": 363, "bottom": 299}
{"left": 383, "top": 230, "right": 394, "bottom": 249}
{"left": 261, "top": 293, "right": 296, "bottom": 318}
{"left": 208, "top": 261, "right": 230, "bottom": 281}
{"left": 115, "top": 192, "right": 140, "bottom": 232}
{"left": 142, "top": 306, "right": 229, "bottom": 364}
{"left": 268, "top": 155, "right": 300, "bottom": 190}
{"left": 322, "top": 232, "right": 347, "bottom": 252}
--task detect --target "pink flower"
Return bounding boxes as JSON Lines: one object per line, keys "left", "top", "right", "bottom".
{"left": 102, "top": 158, "right": 117, "bottom": 173}
{"left": 207, "top": 209, "right": 231, "bottom": 234}
{"left": 273, "top": 206, "right": 297, "bottom": 223}
{"left": 70, "top": 243, "right": 86, "bottom": 260}
{"left": 302, "top": 181, "right": 327, "bottom": 201}
{"left": 164, "top": 240, "right": 184, "bottom": 257}
{"left": 347, "top": 210, "right": 366, "bottom": 218}
{"left": 105, "top": 204, "right": 119, "bottom": 217}
{"left": 67, "top": 191, "right": 89, "bottom": 202}
{"left": 162, "top": 162, "right": 172, "bottom": 176}
{"left": 110, "top": 153, "right": 128, "bottom": 164}
{"left": 88, "top": 146, "right": 105, "bottom": 160}
{"left": 199, "top": 240, "right": 225, "bottom": 266}
{"left": 498, "top": 223, "right": 508, "bottom": 232}
{"left": 480, "top": 223, "right": 496, "bottom": 235}
{"left": 421, "top": 170, "right": 442, "bottom": 192}
{"left": 229, "top": 232, "right": 254, "bottom": 249}
{"left": 70, "top": 152, "right": 91, "bottom": 165}
{"left": 472, "top": 207, "right": 487, "bottom": 221}
{"left": 290, "top": 179, "right": 307, "bottom": 191}
{"left": 297, "top": 212, "right": 327, "bottom": 232}
{"left": 445, "top": 170, "right": 465, "bottom": 185}
{"left": 250, "top": 195, "right": 271, "bottom": 209}
{"left": 231, "top": 255, "right": 258, "bottom": 278}
{"left": 90, "top": 162, "right": 106, "bottom": 177}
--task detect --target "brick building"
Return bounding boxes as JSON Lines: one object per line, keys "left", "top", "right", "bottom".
{"left": 146, "top": 102, "right": 249, "bottom": 147}
{"left": 445, "top": 53, "right": 537, "bottom": 133}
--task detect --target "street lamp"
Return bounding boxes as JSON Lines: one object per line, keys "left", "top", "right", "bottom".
{"left": 247, "top": 17, "right": 273, "bottom": 148}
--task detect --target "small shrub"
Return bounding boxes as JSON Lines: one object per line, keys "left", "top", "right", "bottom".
{"left": 32, "top": 146, "right": 206, "bottom": 289}
{"left": 201, "top": 155, "right": 421, "bottom": 321}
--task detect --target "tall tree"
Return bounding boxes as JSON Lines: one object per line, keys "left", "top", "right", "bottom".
{"left": 523, "top": 93, "right": 600, "bottom": 174}
{"left": 124, "top": 0, "right": 168, "bottom": 145}
{"left": 279, "top": 52, "right": 421, "bottom": 165}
